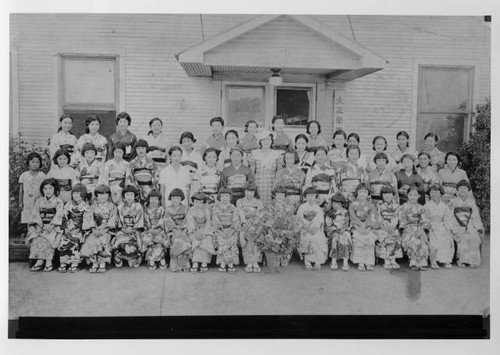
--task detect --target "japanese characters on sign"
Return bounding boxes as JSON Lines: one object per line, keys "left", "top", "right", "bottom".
{"left": 333, "top": 90, "right": 346, "bottom": 131}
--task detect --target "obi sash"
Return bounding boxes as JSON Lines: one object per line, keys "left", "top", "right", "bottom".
{"left": 217, "top": 212, "right": 233, "bottom": 228}
{"left": 272, "top": 144, "right": 288, "bottom": 151}
{"left": 123, "top": 215, "right": 135, "bottom": 228}
{"left": 355, "top": 209, "right": 369, "bottom": 222}
{"left": 303, "top": 210, "right": 317, "bottom": 222}
{"left": 227, "top": 174, "right": 247, "bottom": 189}
{"left": 181, "top": 161, "right": 198, "bottom": 171}
{"left": 380, "top": 206, "right": 397, "bottom": 221}
{"left": 171, "top": 213, "right": 186, "bottom": 226}
{"left": 149, "top": 146, "right": 166, "bottom": 153}
{"left": 40, "top": 207, "right": 56, "bottom": 224}
{"left": 152, "top": 157, "right": 167, "bottom": 164}
{"left": 340, "top": 178, "right": 361, "bottom": 194}
{"left": 56, "top": 179, "right": 72, "bottom": 192}
{"left": 454, "top": 206, "right": 472, "bottom": 228}
{"left": 59, "top": 144, "right": 75, "bottom": 154}
{"left": 80, "top": 174, "right": 99, "bottom": 186}
{"left": 370, "top": 181, "right": 389, "bottom": 198}
{"left": 285, "top": 187, "right": 301, "bottom": 196}
{"left": 68, "top": 206, "right": 84, "bottom": 229}
{"left": 193, "top": 215, "right": 207, "bottom": 226}
{"left": 133, "top": 167, "right": 153, "bottom": 186}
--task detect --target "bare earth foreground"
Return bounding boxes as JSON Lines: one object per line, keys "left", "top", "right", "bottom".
{"left": 9, "top": 237, "right": 489, "bottom": 318}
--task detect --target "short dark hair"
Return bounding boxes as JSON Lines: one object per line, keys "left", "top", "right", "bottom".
{"left": 347, "top": 132, "right": 360, "bottom": 144}
{"left": 225, "top": 129, "right": 239, "bottom": 141}
{"left": 168, "top": 146, "right": 183, "bottom": 157}
{"left": 210, "top": 117, "right": 225, "bottom": 127}
{"left": 112, "top": 142, "right": 127, "bottom": 154}
{"left": 346, "top": 145, "right": 361, "bottom": 158}
{"left": 85, "top": 115, "right": 101, "bottom": 134}
{"left": 353, "top": 183, "right": 370, "bottom": 198}
{"left": 372, "top": 136, "right": 387, "bottom": 151}
{"left": 424, "top": 133, "right": 439, "bottom": 143}
{"left": 179, "top": 131, "right": 196, "bottom": 144}
{"left": 373, "top": 152, "right": 389, "bottom": 164}
{"left": 332, "top": 129, "right": 347, "bottom": 149}
{"left": 396, "top": 131, "right": 410, "bottom": 147}
{"left": 306, "top": 120, "right": 322, "bottom": 135}
{"left": 40, "top": 178, "right": 60, "bottom": 197}
{"left": 57, "top": 114, "right": 73, "bottom": 133}
{"left": 81, "top": 142, "right": 97, "bottom": 156}
{"left": 258, "top": 133, "right": 274, "bottom": 148}
{"left": 26, "top": 152, "right": 42, "bottom": 168}
{"left": 271, "top": 115, "right": 285, "bottom": 129}
{"left": 116, "top": 112, "right": 131, "bottom": 125}
{"left": 71, "top": 183, "right": 88, "bottom": 201}
{"left": 53, "top": 149, "right": 71, "bottom": 166}
{"left": 202, "top": 147, "right": 220, "bottom": 162}
{"left": 294, "top": 133, "right": 309, "bottom": 145}
{"left": 244, "top": 120, "right": 258, "bottom": 133}
{"left": 445, "top": 151, "right": 461, "bottom": 164}
{"left": 303, "top": 187, "right": 318, "bottom": 197}
{"left": 283, "top": 149, "right": 300, "bottom": 165}
{"left": 94, "top": 184, "right": 111, "bottom": 197}
{"left": 314, "top": 146, "right": 328, "bottom": 156}
{"left": 147, "top": 117, "right": 163, "bottom": 135}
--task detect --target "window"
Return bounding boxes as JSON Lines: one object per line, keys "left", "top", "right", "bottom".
{"left": 224, "top": 84, "right": 266, "bottom": 128}
{"left": 417, "top": 66, "right": 474, "bottom": 152}
{"left": 60, "top": 56, "right": 119, "bottom": 137}
{"left": 275, "top": 85, "right": 314, "bottom": 126}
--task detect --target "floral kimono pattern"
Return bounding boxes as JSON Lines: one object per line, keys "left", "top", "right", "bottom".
{"left": 165, "top": 204, "right": 191, "bottom": 271}
{"left": 196, "top": 166, "right": 222, "bottom": 205}
{"left": 296, "top": 202, "right": 328, "bottom": 265}
{"left": 274, "top": 166, "right": 306, "bottom": 208}
{"left": 368, "top": 168, "right": 398, "bottom": 204}
{"left": 59, "top": 200, "right": 93, "bottom": 265}
{"left": 50, "top": 131, "right": 79, "bottom": 167}
{"left": 212, "top": 202, "right": 240, "bottom": 265}
{"left": 324, "top": 206, "right": 352, "bottom": 262}
{"left": 237, "top": 197, "right": 264, "bottom": 264}
{"left": 80, "top": 200, "right": 117, "bottom": 265}
{"left": 46, "top": 166, "right": 79, "bottom": 204}
{"left": 19, "top": 171, "right": 46, "bottom": 223}
{"left": 374, "top": 201, "right": 402, "bottom": 259}
{"left": 424, "top": 200, "right": 455, "bottom": 264}
{"left": 99, "top": 159, "right": 129, "bottom": 204}
{"left": 126, "top": 156, "right": 158, "bottom": 203}
{"left": 328, "top": 148, "right": 348, "bottom": 171}
{"left": 439, "top": 167, "right": 470, "bottom": 203}
{"left": 305, "top": 164, "right": 337, "bottom": 208}
{"left": 77, "top": 133, "right": 108, "bottom": 163}
{"left": 221, "top": 164, "right": 255, "bottom": 205}
{"left": 297, "top": 151, "right": 315, "bottom": 176}
{"left": 448, "top": 196, "right": 484, "bottom": 266}
{"left": 399, "top": 202, "right": 431, "bottom": 268}
{"left": 336, "top": 162, "right": 368, "bottom": 202}
{"left": 142, "top": 206, "right": 169, "bottom": 263}
{"left": 78, "top": 159, "right": 103, "bottom": 198}
{"left": 186, "top": 205, "right": 215, "bottom": 264}
{"left": 113, "top": 201, "right": 144, "bottom": 266}
{"left": 26, "top": 195, "right": 64, "bottom": 261}
{"left": 349, "top": 200, "right": 378, "bottom": 265}
{"left": 145, "top": 133, "right": 170, "bottom": 172}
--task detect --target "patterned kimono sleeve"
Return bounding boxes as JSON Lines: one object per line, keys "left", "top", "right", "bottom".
{"left": 348, "top": 202, "right": 364, "bottom": 229}
{"left": 164, "top": 209, "right": 175, "bottom": 232}
{"left": 367, "top": 202, "right": 380, "bottom": 229}
{"left": 211, "top": 205, "right": 222, "bottom": 230}
{"left": 51, "top": 199, "right": 64, "bottom": 226}
{"left": 235, "top": 199, "right": 246, "bottom": 223}
{"left": 28, "top": 198, "right": 44, "bottom": 228}
{"left": 419, "top": 205, "right": 431, "bottom": 230}
{"left": 470, "top": 200, "right": 484, "bottom": 231}
{"left": 185, "top": 208, "right": 197, "bottom": 233}
{"left": 230, "top": 205, "right": 240, "bottom": 230}
{"left": 124, "top": 161, "right": 136, "bottom": 187}
{"left": 151, "top": 160, "right": 159, "bottom": 188}
{"left": 360, "top": 168, "right": 369, "bottom": 185}
{"left": 81, "top": 205, "right": 93, "bottom": 231}
{"left": 133, "top": 204, "right": 145, "bottom": 231}
{"left": 106, "top": 204, "right": 118, "bottom": 231}
{"left": 443, "top": 203, "right": 455, "bottom": 231}
{"left": 97, "top": 162, "right": 110, "bottom": 185}
{"left": 398, "top": 205, "right": 409, "bottom": 229}
{"left": 311, "top": 206, "right": 324, "bottom": 231}
{"left": 246, "top": 167, "right": 255, "bottom": 186}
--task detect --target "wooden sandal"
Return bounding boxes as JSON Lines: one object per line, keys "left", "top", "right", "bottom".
{"left": 43, "top": 265, "right": 53, "bottom": 272}
{"left": 68, "top": 265, "right": 79, "bottom": 273}
{"left": 58, "top": 264, "right": 68, "bottom": 273}
{"left": 89, "top": 265, "right": 99, "bottom": 273}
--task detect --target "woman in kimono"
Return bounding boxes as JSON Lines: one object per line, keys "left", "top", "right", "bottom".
{"left": 180, "top": 131, "right": 203, "bottom": 190}
{"left": 421, "top": 133, "right": 446, "bottom": 172}
{"left": 80, "top": 184, "right": 117, "bottom": 273}
{"left": 195, "top": 148, "right": 222, "bottom": 206}
{"left": 221, "top": 146, "right": 255, "bottom": 205}
{"left": 99, "top": 143, "right": 129, "bottom": 205}
{"left": 395, "top": 153, "right": 424, "bottom": 205}
{"left": 142, "top": 190, "right": 169, "bottom": 270}
{"left": 368, "top": 152, "right": 399, "bottom": 205}
{"left": 165, "top": 188, "right": 191, "bottom": 272}
{"left": 328, "top": 129, "right": 348, "bottom": 171}
{"left": 26, "top": 178, "right": 64, "bottom": 272}
{"left": 107, "top": 112, "right": 137, "bottom": 162}
{"left": 271, "top": 115, "right": 293, "bottom": 151}
{"left": 240, "top": 120, "right": 260, "bottom": 156}
{"left": 49, "top": 114, "right": 79, "bottom": 167}
{"left": 218, "top": 130, "right": 241, "bottom": 170}
{"left": 367, "top": 136, "right": 397, "bottom": 173}
{"left": 46, "top": 149, "right": 79, "bottom": 204}
{"left": 306, "top": 120, "right": 328, "bottom": 153}
{"left": 390, "top": 131, "right": 417, "bottom": 171}
{"left": 439, "top": 152, "right": 470, "bottom": 204}
{"left": 335, "top": 146, "right": 368, "bottom": 203}
{"left": 125, "top": 139, "right": 158, "bottom": 204}
{"left": 78, "top": 143, "right": 103, "bottom": 201}
{"left": 273, "top": 149, "right": 306, "bottom": 209}
{"left": 77, "top": 115, "right": 108, "bottom": 163}
{"left": 416, "top": 150, "right": 440, "bottom": 204}
{"left": 305, "top": 146, "right": 337, "bottom": 208}
{"left": 295, "top": 134, "right": 315, "bottom": 176}
{"left": 144, "top": 117, "right": 170, "bottom": 172}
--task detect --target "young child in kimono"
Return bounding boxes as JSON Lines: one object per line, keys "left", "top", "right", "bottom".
{"left": 274, "top": 149, "right": 306, "bottom": 209}
{"left": 18, "top": 152, "right": 46, "bottom": 234}
{"left": 112, "top": 185, "right": 145, "bottom": 268}
{"left": 349, "top": 183, "right": 379, "bottom": 271}
{"left": 164, "top": 188, "right": 191, "bottom": 272}
{"left": 218, "top": 129, "right": 240, "bottom": 170}
{"left": 237, "top": 183, "right": 264, "bottom": 273}
{"left": 212, "top": 188, "right": 240, "bottom": 273}
{"left": 99, "top": 142, "right": 129, "bottom": 205}
{"left": 142, "top": 190, "right": 169, "bottom": 270}
{"left": 58, "top": 183, "right": 92, "bottom": 273}
{"left": 125, "top": 139, "right": 158, "bottom": 204}
{"left": 399, "top": 186, "right": 431, "bottom": 271}
{"left": 26, "top": 178, "right": 64, "bottom": 272}
{"left": 270, "top": 186, "right": 296, "bottom": 266}
{"left": 78, "top": 143, "right": 103, "bottom": 201}
{"left": 297, "top": 187, "right": 328, "bottom": 270}
{"left": 367, "top": 136, "right": 397, "bottom": 173}
{"left": 80, "top": 184, "right": 117, "bottom": 273}
{"left": 439, "top": 152, "right": 470, "bottom": 204}
{"left": 449, "top": 180, "right": 484, "bottom": 268}
{"left": 336, "top": 146, "right": 368, "bottom": 203}
{"left": 368, "top": 152, "right": 399, "bottom": 205}
{"left": 46, "top": 149, "right": 79, "bottom": 204}
{"left": 187, "top": 192, "right": 215, "bottom": 273}
{"left": 374, "top": 186, "right": 402, "bottom": 270}
{"left": 425, "top": 184, "right": 455, "bottom": 269}
{"left": 196, "top": 147, "right": 222, "bottom": 206}
{"left": 324, "top": 192, "right": 351, "bottom": 271}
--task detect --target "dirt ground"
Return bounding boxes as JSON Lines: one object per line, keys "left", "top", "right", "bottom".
{"left": 9, "top": 237, "right": 490, "bottom": 318}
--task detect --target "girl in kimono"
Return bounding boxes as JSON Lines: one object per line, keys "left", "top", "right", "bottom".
{"left": 416, "top": 150, "right": 440, "bottom": 204}
{"left": 237, "top": 183, "right": 264, "bottom": 273}
{"left": 271, "top": 115, "right": 293, "bottom": 152}
{"left": 26, "top": 178, "right": 64, "bottom": 272}
{"left": 368, "top": 152, "right": 399, "bottom": 205}
{"left": 58, "top": 184, "right": 92, "bottom": 273}
{"left": 449, "top": 180, "right": 484, "bottom": 267}
{"left": 180, "top": 131, "right": 203, "bottom": 189}
{"left": 159, "top": 146, "right": 191, "bottom": 207}
{"left": 46, "top": 149, "right": 79, "bottom": 204}
{"left": 425, "top": 184, "right": 454, "bottom": 269}
{"left": 295, "top": 134, "right": 315, "bottom": 176}
{"left": 212, "top": 188, "right": 240, "bottom": 273}
{"left": 328, "top": 129, "right": 348, "bottom": 171}
{"left": 336, "top": 146, "right": 368, "bottom": 203}
{"left": 99, "top": 143, "right": 129, "bottom": 205}
{"left": 125, "top": 139, "right": 158, "bottom": 204}
{"left": 250, "top": 129, "right": 282, "bottom": 206}
{"left": 439, "top": 152, "right": 470, "bottom": 204}
{"left": 390, "top": 131, "right": 417, "bottom": 171}
{"left": 144, "top": 117, "right": 170, "bottom": 172}
{"left": 274, "top": 149, "right": 306, "bottom": 209}
{"left": 270, "top": 186, "right": 297, "bottom": 266}
{"left": 196, "top": 148, "right": 222, "bottom": 206}
{"left": 107, "top": 112, "right": 137, "bottom": 162}
{"left": 80, "top": 184, "right": 117, "bottom": 273}
{"left": 297, "top": 187, "right": 328, "bottom": 270}
{"left": 422, "top": 133, "right": 445, "bottom": 172}
{"left": 78, "top": 143, "right": 103, "bottom": 201}
{"left": 306, "top": 120, "right": 328, "bottom": 153}
{"left": 49, "top": 114, "right": 79, "bottom": 167}
{"left": 374, "top": 186, "right": 402, "bottom": 270}
{"left": 218, "top": 130, "right": 241, "bottom": 169}
{"left": 240, "top": 120, "right": 260, "bottom": 156}
{"left": 221, "top": 146, "right": 255, "bottom": 205}
{"left": 395, "top": 153, "right": 424, "bottom": 205}
{"left": 77, "top": 115, "right": 108, "bottom": 163}
{"left": 399, "top": 186, "right": 431, "bottom": 271}
{"left": 367, "top": 136, "right": 397, "bottom": 173}
{"left": 142, "top": 190, "right": 169, "bottom": 270}
{"left": 349, "top": 183, "right": 379, "bottom": 271}
{"left": 164, "top": 188, "right": 191, "bottom": 272}
{"left": 112, "top": 185, "right": 144, "bottom": 268}
{"left": 305, "top": 146, "right": 337, "bottom": 208}
{"left": 187, "top": 192, "right": 215, "bottom": 273}
{"left": 324, "top": 192, "right": 351, "bottom": 271}
{"left": 346, "top": 133, "right": 368, "bottom": 170}
{"left": 18, "top": 152, "right": 46, "bottom": 229}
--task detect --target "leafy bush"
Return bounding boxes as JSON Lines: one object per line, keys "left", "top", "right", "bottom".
{"left": 9, "top": 133, "right": 51, "bottom": 237}
{"left": 458, "top": 98, "right": 490, "bottom": 231}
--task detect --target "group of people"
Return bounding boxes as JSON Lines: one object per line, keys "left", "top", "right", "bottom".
{"left": 18, "top": 112, "right": 484, "bottom": 274}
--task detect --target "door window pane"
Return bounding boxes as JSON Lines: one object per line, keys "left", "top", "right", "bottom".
{"left": 276, "top": 87, "right": 311, "bottom": 126}
{"left": 225, "top": 85, "right": 265, "bottom": 127}
{"left": 417, "top": 113, "right": 466, "bottom": 153}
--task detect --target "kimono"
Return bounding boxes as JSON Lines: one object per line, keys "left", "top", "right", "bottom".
{"left": 108, "top": 130, "right": 137, "bottom": 162}
{"left": 395, "top": 169, "right": 424, "bottom": 205}
{"left": 250, "top": 149, "right": 282, "bottom": 206}
{"left": 205, "top": 133, "right": 226, "bottom": 152}
{"left": 305, "top": 163, "right": 337, "bottom": 207}
{"left": 125, "top": 156, "right": 158, "bottom": 203}
{"left": 367, "top": 153, "right": 398, "bottom": 173}
{"left": 145, "top": 133, "right": 170, "bottom": 172}
{"left": 425, "top": 200, "right": 455, "bottom": 264}
{"left": 98, "top": 158, "right": 129, "bottom": 204}
{"left": 59, "top": 200, "right": 93, "bottom": 265}
{"left": 307, "top": 135, "right": 329, "bottom": 153}
{"left": 218, "top": 147, "right": 237, "bottom": 170}
{"left": 399, "top": 202, "right": 431, "bottom": 268}
{"left": 438, "top": 166, "right": 469, "bottom": 203}
{"left": 240, "top": 134, "right": 259, "bottom": 154}
{"left": 221, "top": 164, "right": 255, "bottom": 205}
{"left": 49, "top": 131, "right": 79, "bottom": 167}
{"left": 297, "top": 151, "right": 315, "bottom": 176}
{"left": 196, "top": 165, "right": 222, "bottom": 205}
{"left": 328, "top": 147, "right": 348, "bottom": 171}
{"left": 186, "top": 205, "right": 215, "bottom": 264}
{"left": 296, "top": 202, "right": 328, "bottom": 265}
{"left": 390, "top": 147, "right": 417, "bottom": 170}
{"left": 324, "top": 206, "right": 352, "bottom": 262}
{"left": 158, "top": 164, "right": 191, "bottom": 207}
{"left": 272, "top": 132, "right": 293, "bottom": 152}
{"left": 448, "top": 196, "right": 484, "bottom": 266}
{"left": 237, "top": 197, "right": 264, "bottom": 265}
{"left": 417, "top": 166, "right": 440, "bottom": 204}
{"left": 212, "top": 202, "right": 240, "bottom": 265}
{"left": 142, "top": 205, "right": 169, "bottom": 263}
{"left": 113, "top": 201, "right": 144, "bottom": 266}
{"left": 181, "top": 149, "right": 203, "bottom": 175}
{"left": 165, "top": 204, "right": 191, "bottom": 271}
{"left": 427, "top": 148, "right": 446, "bottom": 172}
{"left": 336, "top": 161, "right": 368, "bottom": 202}
{"left": 77, "top": 133, "right": 108, "bottom": 163}
{"left": 19, "top": 171, "right": 46, "bottom": 223}
{"left": 374, "top": 200, "right": 402, "bottom": 260}
{"left": 80, "top": 200, "right": 117, "bottom": 265}
{"left": 368, "top": 167, "right": 399, "bottom": 204}
{"left": 78, "top": 158, "right": 103, "bottom": 198}
{"left": 26, "top": 195, "right": 64, "bottom": 261}
{"left": 274, "top": 166, "right": 306, "bottom": 208}
{"left": 46, "top": 165, "right": 79, "bottom": 204}
{"left": 349, "top": 200, "right": 378, "bottom": 265}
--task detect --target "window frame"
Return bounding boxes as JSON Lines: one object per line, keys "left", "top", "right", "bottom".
{"left": 271, "top": 82, "right": 316, "bottom": 128}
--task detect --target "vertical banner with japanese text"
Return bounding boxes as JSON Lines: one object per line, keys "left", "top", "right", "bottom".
{"left": 333, "top": 90, "right": 346, "bottom": 132}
